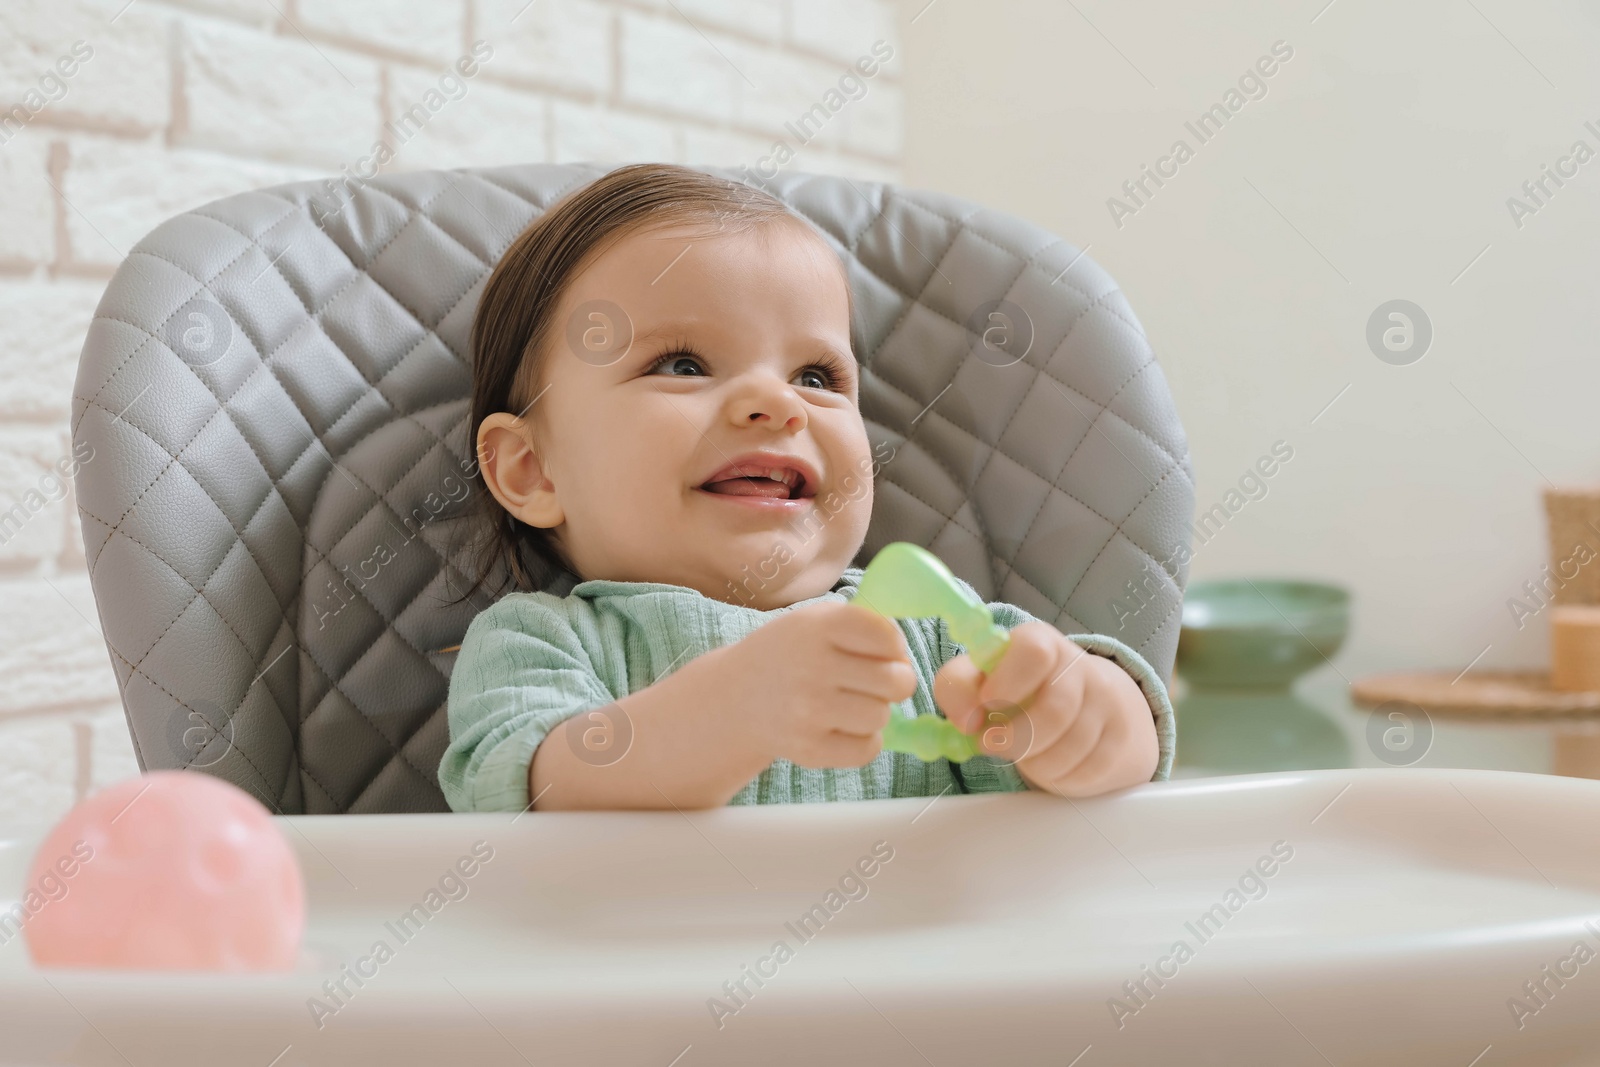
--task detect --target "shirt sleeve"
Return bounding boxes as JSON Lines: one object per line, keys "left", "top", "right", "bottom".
{"left": 438, "top": 595, "right": 619, "bottom": 813}
{"left": 934, "top": 580, "right": 1176, "bottom": 791}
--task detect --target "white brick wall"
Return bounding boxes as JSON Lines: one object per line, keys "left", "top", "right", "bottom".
{"left": 0, "top": 0, "right": 901, "bottom": 828}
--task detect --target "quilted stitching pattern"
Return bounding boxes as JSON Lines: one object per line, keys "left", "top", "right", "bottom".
{"left": 71, "top": 164, "right": 1194, "bottom": 815}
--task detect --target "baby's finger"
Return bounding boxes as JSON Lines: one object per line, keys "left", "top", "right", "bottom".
{"left": 829, "top": 604, "right": 914, "bottom": 662}
{"left": 933, "top": 654, "right": 985, "bottom": 732}
{"left": 973, "top": 701, "right": 1036, "bottom": 762}
{"left": 831, "top": 653, "right": 917, "bottom": 704}
{"left": 1052, "top": 727, "right": 1139, "bottom": 796}
{"left": 824, "top": 690, "right": 895, "bottom": 737}
{"left": 977, "top": 622, "right": 1063, "bottom": 710}
{"left": 1018, "top": 708, "right": 1106, "bottom": 795}
{"left": 799, "top": 727, "right": 885, "bottom": 768}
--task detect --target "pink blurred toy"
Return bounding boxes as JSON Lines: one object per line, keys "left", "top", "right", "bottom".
{"left": 23, "top": 770, "right": 305, "bottom": 971}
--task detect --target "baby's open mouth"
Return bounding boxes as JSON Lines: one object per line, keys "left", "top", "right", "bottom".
{"left": 697, "top": 458, "right": 818, "bottom": 501}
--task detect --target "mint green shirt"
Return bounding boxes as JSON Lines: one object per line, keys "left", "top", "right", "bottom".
{"left": 439, "top": 566, "right": 1176, "bottom": 813}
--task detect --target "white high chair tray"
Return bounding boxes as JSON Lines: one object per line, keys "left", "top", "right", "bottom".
{"left": 2, "top": 768, "right": 1598, "bottom": 1066}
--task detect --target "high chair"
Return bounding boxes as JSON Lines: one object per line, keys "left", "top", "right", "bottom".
{"left": 70, "top": 163, "right": 1196, "bottom": 814}
{"left": 21, "top": 165, "right": 1600, "bottom": 1065}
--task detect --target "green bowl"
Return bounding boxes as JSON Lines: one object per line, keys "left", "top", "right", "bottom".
{"left": 1176, "top": 579, "right": 1350, "bottom": 690}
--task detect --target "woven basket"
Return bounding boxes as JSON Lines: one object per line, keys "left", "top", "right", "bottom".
{"left": 1543, "top": 486, "right": 1600, "bottom": 606}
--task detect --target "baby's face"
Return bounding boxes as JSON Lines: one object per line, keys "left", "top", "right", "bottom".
{"left": 522, "top": 217, "right": 874, "bottom": 608}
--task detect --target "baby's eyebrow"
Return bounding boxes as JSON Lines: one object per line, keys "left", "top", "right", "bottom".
{"left": 630, "top": 320, "right": 701, "bottom": 348}
{"left": 630, "top": 320, "right": 854, "bottom": 368}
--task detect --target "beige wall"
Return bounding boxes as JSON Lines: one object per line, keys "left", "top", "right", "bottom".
{"left": 0, "top": 0, "right": 902, "bottom": 826}
{"left": 896, "top": 0, "right": 1600, "bottom": 693}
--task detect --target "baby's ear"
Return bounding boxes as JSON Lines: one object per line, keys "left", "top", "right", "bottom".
{"left": 476, "top": 413, "right": 564, "bottom": 529}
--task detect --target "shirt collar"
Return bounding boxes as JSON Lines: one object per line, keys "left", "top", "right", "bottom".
{"left": 566, "top": 566, "right": 867, "bottom": 606}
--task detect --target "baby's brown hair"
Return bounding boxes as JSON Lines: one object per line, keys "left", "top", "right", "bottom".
{"left": 458, "top": 163, "right": 818, "bottom": 601}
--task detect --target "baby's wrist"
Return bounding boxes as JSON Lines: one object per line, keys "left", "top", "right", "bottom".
{"left": 685, "top": 642, "right": 778, "bottom": 769}
{"left": 624, "top": 641, "right": 774, "bottom": 803}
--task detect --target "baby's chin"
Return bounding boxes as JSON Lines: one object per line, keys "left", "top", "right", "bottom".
{"left": 566, "top": 542, "right": 850, "bottom": 608}
{"left": 713, "top": 559, "right": 847, "bottom": 610}
{"left": 561, "top": 507, "right": 869, "bottom": 606}
{"left": 680, "top": 536, "right": 859, "bottom": 610}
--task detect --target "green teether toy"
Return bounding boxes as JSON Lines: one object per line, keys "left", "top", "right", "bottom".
{"left": 853, "top": 542, "right": 1012, "bottom": 763}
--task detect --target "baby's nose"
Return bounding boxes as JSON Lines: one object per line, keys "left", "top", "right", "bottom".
{"left": 743, "top": 404, "right": 804, "bottom": 429}
{"left": 731, "top": 377, "right": 806, "bottom": 428}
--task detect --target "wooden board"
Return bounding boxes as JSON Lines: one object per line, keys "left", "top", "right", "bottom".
{"left": 1351, "top": 670, "right": 1600, "bottom": 720}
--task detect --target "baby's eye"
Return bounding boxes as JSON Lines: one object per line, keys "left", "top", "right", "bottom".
{"left": 794, "top": 358, "right": 855, "bottom": 393}
{"left": 794, "top": 367, "right": 833, "bottom": 391}
{"left": 647, "top": 352, "right": 707, "bottom": 377}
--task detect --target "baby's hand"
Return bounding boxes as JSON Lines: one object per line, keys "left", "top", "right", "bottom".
{"left": 933, "top": 622, "right": 1158, "bottom": 796}
{"left": 720, "top": 602, "right": 917, "bottom": 770}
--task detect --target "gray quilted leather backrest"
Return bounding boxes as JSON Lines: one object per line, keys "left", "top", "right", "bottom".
{"left": 71, "top": 163, "right": 1194, "bottom": 815}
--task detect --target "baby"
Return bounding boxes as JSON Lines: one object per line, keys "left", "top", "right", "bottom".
{"left": 438, "top": 163, "right": 1175, "bottom": 813}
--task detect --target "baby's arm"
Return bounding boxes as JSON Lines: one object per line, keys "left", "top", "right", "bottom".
{"left": 440, "top": 596, "right": 915, "bottom": 813}
{"left": 528, "top": 647, "right": 774, "bottom": 810}
{"left": 534, "top": 600, "right": 916, "bottom": 810}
